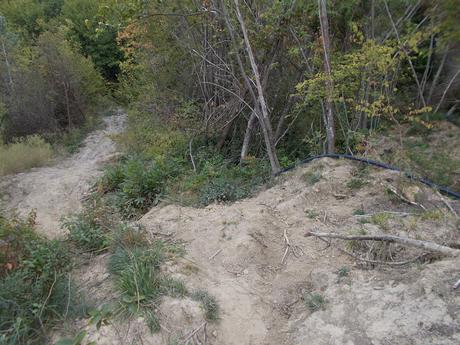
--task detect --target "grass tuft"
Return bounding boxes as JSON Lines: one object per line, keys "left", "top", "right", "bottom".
{"left": 190, "top": 290, "right": 219, "bottom": 321}
{"left": 303, "top": 292, "right": 326, "bottom": 312}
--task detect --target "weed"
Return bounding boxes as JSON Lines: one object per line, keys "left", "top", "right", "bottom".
{"left": 305, "top": 209, "right": 320, "bottom": 219}
{"left": 190, "top": 290, "right": 219, "bottom": 321}
{"left": 346, "top": 178, "right": 367, "bottom": 190}
{"left": 63, "top": 212, "right": 108, "bottom": 252}
{"left": 88, "top": 304, "right": 113, "bottom": 330}
{"left": 353, "top": 208, "right": 366, "bottom": 216}
{"left": 336, "top": 266, "right": 350, "bottom": 277}
{"left": 369, "top": 213, "right": 392, "bottom": 230}
{"left": 303, "top": 292, "right": 326, "bottom": 312}
{"left": 303, "top": 171, "right": 322, "bottom": 185}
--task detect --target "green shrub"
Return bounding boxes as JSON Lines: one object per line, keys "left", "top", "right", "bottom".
{"left": 63, "top": 212, "right": 109, "bottom": 252}
{"left": 0, "top": 135, "right": 53, "bottom": 176}
{"left": 199, "top": 177, "right": 250, "bottom": 204}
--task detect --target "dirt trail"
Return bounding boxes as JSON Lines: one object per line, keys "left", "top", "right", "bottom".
{"left": 0, "top": 111, "right": 125, "bottom": 238}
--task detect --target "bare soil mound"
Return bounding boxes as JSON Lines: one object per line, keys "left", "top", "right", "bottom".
{"left": 70, "top": 158, "right": 460, "bottom": 345}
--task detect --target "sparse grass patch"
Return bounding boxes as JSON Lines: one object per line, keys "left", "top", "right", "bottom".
{"left": 419, "top": 209, "right": 444, "bottom": 221}
{"left": 303, "top": 171, "right": 322, "bottom": 185}
{"left": 305, "top": 209, "right": 320, "bottom": 219}
{"left": 369, "top": 213, "right": 392, "bottom": 230}
{"left": 346, "top": 178, "right": 368, "bottom": 190}
{"left": 190, "top": 289, "right": 219, "bottom": 321}
{"left": 0, "top": 135, "right": 53, "bottom": 176}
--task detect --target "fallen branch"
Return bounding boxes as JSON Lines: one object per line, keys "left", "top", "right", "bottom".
{"left": 183, "top": 322, "right": 207, "bottom": 345}
{"left": 208, "top": 248, "right": 222, "bottom": 261}
{"left": 384, "top": 183, "right": 426, "bottom": 210}
{"left": 305, "top": 231, "right": 460, "bottom": 257}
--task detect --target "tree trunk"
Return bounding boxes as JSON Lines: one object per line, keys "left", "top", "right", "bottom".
{"left": 318, "top": 0, "right": 335, "bottom": 153}
{"left": 234, "top": 0, "right": 280, "bottom": 173}
{"left": 240, "top": 110, "right": 257, "bottom": 161}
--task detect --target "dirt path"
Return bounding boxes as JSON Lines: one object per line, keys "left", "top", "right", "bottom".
{"left": 0, "top": 111, "right": 125, "bottom": 238}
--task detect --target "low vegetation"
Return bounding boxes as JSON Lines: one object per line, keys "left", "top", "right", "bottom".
{"left": 0, "top": 136, "right": 53, "bottom": 176}
{"left": 303, "top": 292, "right": 326, "bottom": 313}
{"left": 0, "top": 213, "right": 87, "bottom": 344}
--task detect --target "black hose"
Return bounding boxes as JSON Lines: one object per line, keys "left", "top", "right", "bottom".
{"left": 275, "top": 153, "right": 460, "bottom": 200}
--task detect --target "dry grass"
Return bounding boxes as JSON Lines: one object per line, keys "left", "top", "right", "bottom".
{"left": 0, "top": 135, "right": 53, "bottom": 176}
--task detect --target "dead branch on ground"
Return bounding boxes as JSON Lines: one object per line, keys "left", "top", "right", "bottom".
{"left": 305, "top": 231, "right": 460, "bottom": 257}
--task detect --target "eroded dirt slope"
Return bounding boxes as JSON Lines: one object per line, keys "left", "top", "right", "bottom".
{"left": 0, "top": 112, "right": 125, "bottom": 237}
{"left": 72, "top": 158, "right": 460, "bottom": 345}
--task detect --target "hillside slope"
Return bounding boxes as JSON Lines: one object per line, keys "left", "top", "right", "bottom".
{"left": 68, "top": 158, "right": 460, "bottom": 345}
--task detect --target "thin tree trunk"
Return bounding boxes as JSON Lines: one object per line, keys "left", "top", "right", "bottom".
{"left": 1, "top": 39, "right": 13, "bottom": 92}
{"left": 233, "top": 0, "right": 280, "bottom": 173}
{"left": 434, "top": 69, "right": 460, "bottom": 113}
{"left": 427, "top": 46, "right": 449, "bottom": 105}
{"left": 240, "top": 111, "right": 257, "bottom": 161}
{"left": 63, "top": 81, "right": 72, "bottom": 129}
{"left": 318, "top": 0, "right": 335, "bottom": 153}
{"left": 384, "top": 0, "right": 426, "bottom": 107}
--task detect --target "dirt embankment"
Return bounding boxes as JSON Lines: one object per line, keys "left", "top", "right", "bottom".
{"left": 0, "top": 112, "right": 125, "bottom": 238}
{"left": 74, "top": 159, "right": 460, "bottom": 345}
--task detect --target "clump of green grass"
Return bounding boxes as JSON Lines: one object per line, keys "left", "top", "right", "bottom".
{"left": 336, "top": 266, "right": 350, "bottom": 277}
{"left": 107, "top": 239, "right": 189, "bottom": 332}
{"left": 303, "top": 171, "right": 322, "bottom": 185}
{"left": 190, "top": 289, "right": 219, "bottom": 321}
{"left": 303, "top": 292, "right": 326, "bottom": 312}
{"left": 0, "top": 135, "right": 53, "bottom": 176}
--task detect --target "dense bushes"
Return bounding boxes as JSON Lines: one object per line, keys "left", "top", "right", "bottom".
{"left": 0, "top": 23, "right": 105, "bottom": 142}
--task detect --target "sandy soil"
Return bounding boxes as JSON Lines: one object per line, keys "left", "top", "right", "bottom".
{"left": 0, "top": 111, "right": 125, "bottom": 238}
{"left": 66, "top": 158, "right": 460, "bottom": 345}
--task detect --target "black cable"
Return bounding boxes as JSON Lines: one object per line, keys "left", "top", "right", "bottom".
{"left": 275, "top": 153, "right": 460, "bottom": 200}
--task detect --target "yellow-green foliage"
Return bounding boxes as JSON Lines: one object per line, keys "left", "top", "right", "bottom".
{"left": 0, "top": 135, "right": 53, "bottom": 176}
